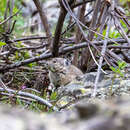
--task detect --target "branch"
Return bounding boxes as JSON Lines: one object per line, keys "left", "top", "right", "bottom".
{"left": 8, "top": 36, "right": 48, "bottom": 43}
{"left": 61, "top": 9, "right": 93, "bottom": 35}
{"left": 92, "top": 17, "right": 111, "bottom": 97}
{"left": 0, "top": 87, "right": 58, "bottom": 111}
{"left": 51, "top": 0, "right": 68, "bottom": 57}
{"left": 33, "top": 0, "right": 52, "bottom": 45}
{"left": 0, "top": 7, "right": 22, "bottom": 25}
{"left": 114, "top": 17, "right": 130, "bottom": 45}
{"left": 0, "top": 38, "right": 127, "bottom": 72}
{"left": 72, "top": 0, "right": 96, "bottom": 9}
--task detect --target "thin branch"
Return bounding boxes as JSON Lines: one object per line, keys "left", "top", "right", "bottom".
{"left": 0, "top": 92, "right": 36, "bottom": 102}
{"left": 73, "top": 1, "right": 86, "bottom": 66}
{"left": 72, "top": 0, "right": 96, "bottom": 9}
{"left": 0, "top": 38, "right": 127, "bottom": 71}
{"left": 62, "top": 0, "right": 106, "bottom": 73}
{"left": 0, "top": 87, "right": 58, "bottom": 111}
{"left": 51, "top": 0, "right": 69, "bottom": 57}
{"left": 92, "top": 18, "right": 111, "bottom": 97}
{"left": 0, "top": 44, "right": 48, "bottom": 57}
{"left": 3, "top": 0, "right": 10, "bottom": 30}
{"left": 108, "top": 45, "right": 130, "bottom": 49}
{"left": 8, "top": 0, "right": 14, "bottom": 32}
{"left": 0, "top": 7, "right": 22, "bottom": 25}
{"left": 114, "top": 17, "right": 130, "bottom": 45}
{"left": 61, "top": 9, "right": 93, "bottom": 35}
{"left": 33, "top": 0, "right": 52, "bottom": 46}
{"left": 0, "top": 78, "right": 10, "bottom": 93}
{"left": 8, "top": 36, "right": 48, "bottom": 43}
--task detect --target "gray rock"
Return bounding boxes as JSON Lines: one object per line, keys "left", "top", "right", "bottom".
{"left": 1, "top": 97, "right": 130, "bottom": 130}
{"left": 56, "top": 71, "right": 130, "bottom": 108}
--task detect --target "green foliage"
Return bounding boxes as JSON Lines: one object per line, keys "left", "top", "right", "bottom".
{"left": 14, "top": 51, "right": 30, "bottom": 61}
{"left": 0, "top": 0, "right": 25, "bottom": 37}
{"left": 28, "top": 62, "right": 37, "bottom": 68}
{"left": 50, "top": 91, "right": 58, "bottom": 100}
{"left": 13, "top": 42, "right": 33, "bottom": 66}
{"left": 14, "top": 50, "right": 37, "bottom": 67}
{"left": 120, "top": 0, "right": 129, "bottom": 6}
{"left": 16, "top": 97, "right": 23, "bottom": 105}
{"left": 0, "top": 0, "right": 6, "bottom": 36}
{"left": 0, "top": 0, "right": 6, "bottom": 17}
{"left": 118, "top": 61, "right": 127, "bottom": 70}
{"left": 12, "top": 7, "right": 24, "bottom": 35}
{"left": 109, "top": 29, "right": 121, "bottom": 39}
{"left": 0, "top": 41, "right": 6, "bottom": 47}
{"left": 13, "top": 13, "right": 25, "bottom": 36}
{"left": 120, "top": 20, "right": 128, "bottom": 33}
{"left": 109, "top": 61, "right": 127, "bottom": 96}
{"left": 110, "top": 61, "right": 127, "bottom": 77}
{"left": 102, "top": 27, "right": 121, "bottom": 39}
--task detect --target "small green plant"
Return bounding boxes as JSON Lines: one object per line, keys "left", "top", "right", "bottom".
{"left": 109, "top": 61, "right": 127, "bottom": 96}
{"left": 0, "top": 41, "right": 6, "bottom": 47}
{"left": 110, "top": 61, "right": 127, "bottom": 77}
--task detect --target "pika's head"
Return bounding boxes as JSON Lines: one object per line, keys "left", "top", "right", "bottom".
{"left": 46, "top": 58, "right": 71, "bottom": 72}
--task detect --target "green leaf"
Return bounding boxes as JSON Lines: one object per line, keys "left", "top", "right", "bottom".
{"left": 117, "top": 61, "right": 127, "bottom": 70}
{"left": 116, "top": 68, "right": 121, "bottom": 74}
{"left": 13, "top": 7, "right": 18, "bottom": 14}
{"left": 113, "top": 43, "right": 119, "bottom": 46}
{"left": 110, "top": 66, "right": 117, "bottom": 72}
{"left": 27, "top": 62, "right": 37, "bottom": 68}
{"left": 50, "top": 92, "right": 57, "bottom": 100}
{"left": 0, "top": 41, "right": 6, "bottom": 47}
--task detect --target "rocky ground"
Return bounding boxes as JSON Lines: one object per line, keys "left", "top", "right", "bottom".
{"left": 56, "top": 70, "right": 130, "bottom": 109}
{"left": 0, "top": 0, "right": 129, "bottom": 129}
{"left": 0, "top": 69, "right": 130, "bottom": 130}
{"left": 0, "top": 96, "right": 130, "bottom": 130}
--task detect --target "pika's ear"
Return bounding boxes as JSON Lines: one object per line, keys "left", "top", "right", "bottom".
{"left": 64, "top": 59, "right": 71, "bottom": 66}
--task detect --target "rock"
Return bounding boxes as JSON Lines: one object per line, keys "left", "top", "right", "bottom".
{"left": 1, "top": 97, "right": 130, "bottom": 130}
{"left": 0, "top": 106, "right": 45, "bottom": 130}
{"left": 56, "top": 71, "right": 130, "bottom": 108}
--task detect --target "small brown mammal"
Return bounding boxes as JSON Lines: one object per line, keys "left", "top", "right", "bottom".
{"left": 46, "top": 58, "right": 83, "bottom": 88}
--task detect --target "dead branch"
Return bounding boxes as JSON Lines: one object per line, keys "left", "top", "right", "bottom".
{"left": 0, "top": 87, "right": 58, "bottom": 111}
{"left": 51, "top": 0, "right": 69, "bottom": 57}
{"left": 0, "top": 38, "right": 128, "bottom": 72}
{"left": 92, "top": 17, "right": 111, "bottom": 97}
{"left": 33, "top": 0, "right": 52, "bottom": 46}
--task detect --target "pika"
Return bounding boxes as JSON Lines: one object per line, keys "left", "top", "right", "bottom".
{"left": 46, "top": 58, "right": 83, "bottom": 88}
